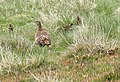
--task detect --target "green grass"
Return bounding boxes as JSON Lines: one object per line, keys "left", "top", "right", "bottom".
{"left": 0, "top": 0, "right": 120, "bottom": 82}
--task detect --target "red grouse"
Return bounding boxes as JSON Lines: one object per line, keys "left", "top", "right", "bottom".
{"left": 8, "top": 23, "right": 14, "bottom": 32}
{"left": 76, "top": 16, "right": 82, "bottom": 25}
{"left": 35, "top": 21, "right": 51, "bottom": 47}
{"left": 107, "top": 47, "right": 118, "bottom": 56}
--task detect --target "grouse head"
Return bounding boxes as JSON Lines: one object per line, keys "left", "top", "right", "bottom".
{"left": 35, "top": 21, "right": 42, "bottom": 30}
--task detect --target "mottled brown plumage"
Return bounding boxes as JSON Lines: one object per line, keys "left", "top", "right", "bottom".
{"left": 107, "top": 47, "right": 118, "bottom": 56}
{"left": 35, "top": 21, "right": 51, "bottom": 47}
{"left": 107, "top": 50, "right": 115, "bottom": 56}
{"left": 8, "top": 24, "right": 13, "bottom": 32}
